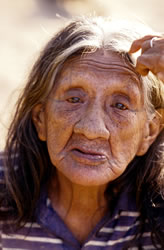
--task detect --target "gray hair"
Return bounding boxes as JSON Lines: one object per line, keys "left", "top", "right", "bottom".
{"left": 27, "top": 16, "right": 164, "bottom": 117}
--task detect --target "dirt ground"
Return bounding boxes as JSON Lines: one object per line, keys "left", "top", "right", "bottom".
{"left": 0, "top": 0, "right": 164, "bottom": 149}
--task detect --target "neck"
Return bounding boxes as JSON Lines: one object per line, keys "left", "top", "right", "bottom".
{"left": 48, "top": 171, "right": 108, "bottom": 243}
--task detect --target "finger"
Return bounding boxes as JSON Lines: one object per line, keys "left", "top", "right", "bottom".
{"left": 135, "top": 54, "right": 154, "bottom": 76}
{"left": 129, "top": 35, "right": 155, "bottom": 53}
{"left": 141, "top": 39, "right": 154, "bottom": 53}
{"left": 135, "top": 52, "right": 164, "bottom": 78}
{"left": 135, "top": 64, "right": 149, "bottom": 76}
{"left": 140, "top": 37, "right": 163, "bottom": 53}
{"left": 157, "top": 72, "right": 164, "bottom": 82}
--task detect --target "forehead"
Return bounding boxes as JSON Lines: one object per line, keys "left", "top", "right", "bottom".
{"left": 58, "top": 49, "right": 141, "bottom": 84}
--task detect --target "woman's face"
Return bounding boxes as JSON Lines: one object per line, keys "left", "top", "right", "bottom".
{"left": 33, "top": 50, "right": 159, "bottom": 186}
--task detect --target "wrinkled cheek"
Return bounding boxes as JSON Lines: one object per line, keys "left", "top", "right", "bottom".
{"left": 45, "top": 116, "right": 74, "bottom": 163}
{"left": 120, "top": 135, "right": 142, "bottom": 164}
{"left": 111, "top": 124, "right": 143, "bottom": 168}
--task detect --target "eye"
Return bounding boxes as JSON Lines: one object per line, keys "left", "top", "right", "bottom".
{"left": 114, "top": 103, "right": 127, "bottom": 110}
{"left": 67, "top": 97, "right": 81, "bottom": 103}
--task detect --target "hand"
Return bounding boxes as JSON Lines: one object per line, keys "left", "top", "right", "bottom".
{"left": 129, "top": 35, "right": 164, "bottom": 82}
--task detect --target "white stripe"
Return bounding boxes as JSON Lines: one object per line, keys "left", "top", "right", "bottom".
{"left": 112, "top": 211, "right": 140, "bottom": 221}
{"left": 0, "top": 165, "right": 18, "bottom": 171}
{"left": 120, "top": 211, "right": 140, "bottom": 217}
{"left": 143, "top": 232, "right": 151, "bottom": 237}
{"left": 143, "top": 246, "right": 156, "bottom": 249}
{"left": 0, "top": 153, "right": 19, "bottom": 170}
{"left": 129, "top": 247, "right": 157, "bottom": 250}
{"left": 3, "top": 248, "right": 26, "bottom": 250}
{"left": 100, "top": 228, "right": 114, "bottom": 233}
{"left": 0, "top": 222, "right": 41, "bottom": 228}
{"left": 11, "top": 153, "right": 19, "bottom": 158}
{"left": 99, "top": 210, "right": 140, "bottom": 232}
{"left": 0, "top": 220, "right": 14, "bottom": 225}
{"left": 0, "top": 206, "right": 13, "bottom": 212}
{"left": 2, "top": 234, "right": 63, "bottom": 244}
{"left": 46, "top": 198, "right": 51, "bottom": 207}
{"left": 85, "top": 235, "right": 135, "bottom": 247}
{"left": 85, "top": 232, "right": 151, "bottom": 247}
{"left": 0, "top": 153, "right": 19, "bottom": 159}
{"left": 85, "top": 240, "right": 110, "bottom": 247}
{"left": 23, "top": 223, "right": 41, "bottom": 228}
{"left": 112, "top": 213, "right": 120, "bottom": 220}
{"left": 100, "top": 221, "right": 140, "bottom": 233}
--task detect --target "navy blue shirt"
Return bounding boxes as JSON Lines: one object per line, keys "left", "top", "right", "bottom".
{"left": 0, "top": 153, "right": 157, "bottom": 249}
{"left": 0, "top": 187, "right": 157, "bottom": 249}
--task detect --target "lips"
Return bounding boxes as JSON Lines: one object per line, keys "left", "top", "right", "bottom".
{"left": 71, "top": 147, "right": 107, "bottom": 165}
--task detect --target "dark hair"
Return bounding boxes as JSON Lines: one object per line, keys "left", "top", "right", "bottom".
{"left": 1, "top": 16, "right": 164, "bottom": 248}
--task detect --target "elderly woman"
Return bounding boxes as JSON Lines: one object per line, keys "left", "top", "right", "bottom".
{"left": 0, "top": 16, "right": 164, "bottom": 249}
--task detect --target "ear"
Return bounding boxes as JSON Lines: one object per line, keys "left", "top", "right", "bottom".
{"left": 32, "top": 104, "right": 47, "bottom": 141}
{"left": 137, "top": 112, "right": 161, "bottom": 156}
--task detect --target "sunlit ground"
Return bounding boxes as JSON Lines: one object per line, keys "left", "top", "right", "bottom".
{"left": 0, "top": 0, "right": 164, "bottom": 149}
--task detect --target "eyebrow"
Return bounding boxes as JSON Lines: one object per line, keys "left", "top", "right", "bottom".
{"left": 58, "top": 74, "right": 141, "bottom": 98}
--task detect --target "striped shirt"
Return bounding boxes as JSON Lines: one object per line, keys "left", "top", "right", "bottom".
{"left": 0, "top": 153, "right": 158, "bottom": 249}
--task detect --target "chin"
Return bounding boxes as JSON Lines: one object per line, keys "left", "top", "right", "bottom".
{"left": 59, "top": 164, "right": 121, "bottom": 187}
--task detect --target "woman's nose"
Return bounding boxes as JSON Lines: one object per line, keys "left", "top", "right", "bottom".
{"left": 74, "top": 106, "right": 110, "bottom": 140}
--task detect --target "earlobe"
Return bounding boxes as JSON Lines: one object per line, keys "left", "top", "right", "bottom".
{"left": 137, "top": 112, "right": 161, "bottom": 156}
{"left": 32, "top": 104, "right": 47, "bottom": 141}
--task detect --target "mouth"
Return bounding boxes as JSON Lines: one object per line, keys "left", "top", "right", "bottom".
{"left": 71, "top": 147, "right": 107, "bottom": 165}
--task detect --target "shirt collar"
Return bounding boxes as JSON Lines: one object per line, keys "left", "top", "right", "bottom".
{"left": 35, "top": 185, "right": 137, "bottom": 242}
{"left": 35, "top": 188, "right": 81, "bottom": 248}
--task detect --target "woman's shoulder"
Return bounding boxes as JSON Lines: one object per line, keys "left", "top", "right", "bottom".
{"left": 0, "top": 150, "right": 19, "bottom": 177}
{"left": 0, "top": 151, "right": 15, "bottom": 218}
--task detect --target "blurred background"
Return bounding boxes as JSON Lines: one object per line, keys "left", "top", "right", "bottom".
{"left": 0, "top": 0, "right": 164, "bottom": 149}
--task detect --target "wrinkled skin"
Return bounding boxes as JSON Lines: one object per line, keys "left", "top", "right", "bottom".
{"left": 33, "top": 50, "right": 160, "bottom": 187}
{"left": 129, "top": 35, "right": 164, "bottom": 82}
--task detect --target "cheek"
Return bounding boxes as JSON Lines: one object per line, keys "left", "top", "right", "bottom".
{"left": 109, "top": 112, "right": 146, "bottom": 163}
{"left": 45, "top": 104, "right": 81, "bottom": 160}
